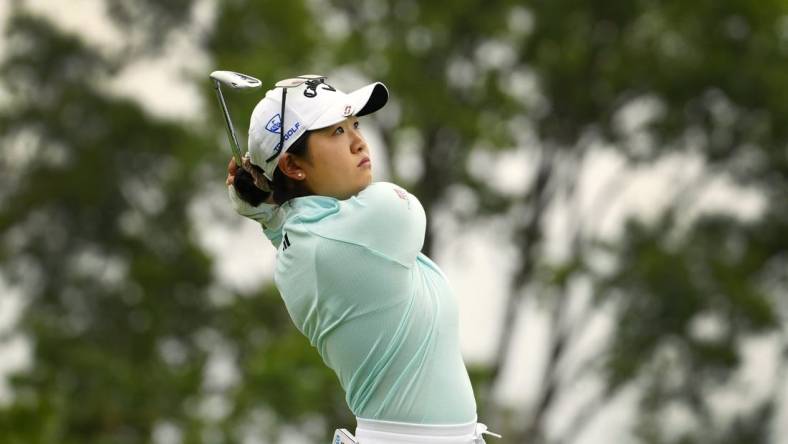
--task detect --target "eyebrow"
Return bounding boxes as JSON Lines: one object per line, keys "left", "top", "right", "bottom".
{"left": 325, "top": 123, "right": 343, "bottom": 134}
{"left": 325, "top": 118, "right": 358, "bottom": 133}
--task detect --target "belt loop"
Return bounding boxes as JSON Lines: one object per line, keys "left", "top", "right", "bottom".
{"left": 474, "top": 423, "right": 502, "bottom": 443}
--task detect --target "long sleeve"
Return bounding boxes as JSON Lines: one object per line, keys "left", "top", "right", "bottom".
{"left": 271, "top": 182, "right": 476, "bottom": 423}
{"left": 307, "top": 182, "right": 427, "bottom": 268}
{"left": 227, "top": 185, "right": 286, "bottom": 248}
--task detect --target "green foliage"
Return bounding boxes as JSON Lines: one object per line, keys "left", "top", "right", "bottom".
{"left": 598, "top": 206, "right": 787, "bottom": 439}
{"left": 1, "top": 0, "right": 787, "bottom": 443}
{"left": 0, "top": 10, "right": 214, "bottom": 443}
{"left": 0, "top": 5, "right": 348, "bottom": 443}
{"left": 216, "top": 284, "right": 352, "bottom": 433}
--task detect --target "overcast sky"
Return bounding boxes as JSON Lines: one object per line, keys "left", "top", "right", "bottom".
{"left": 0, "top": 1, "right": 784, "bottom": 442}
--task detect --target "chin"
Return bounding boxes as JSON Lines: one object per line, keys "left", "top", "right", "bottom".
{"left": 349, "top": 175, "right": 372, "bottom": 198}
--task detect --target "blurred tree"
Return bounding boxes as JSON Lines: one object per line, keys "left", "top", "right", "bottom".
{"left": 0, "top": 1, "right": 348, "bottom": 443}
{"left": 320, "top": 0, "right": 788, "bottom": 442}
{"left": 0, "top": 8, "right": 216, "bottom": 443}
{"left": 1, "top": 0, "right": 787, "bottom": 443}
{"left": 506, "top": 1, "right": 788, "bottom": 442}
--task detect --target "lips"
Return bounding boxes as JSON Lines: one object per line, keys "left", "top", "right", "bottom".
{"left": 358, "top": 157, "right": 370, "bottom": 167}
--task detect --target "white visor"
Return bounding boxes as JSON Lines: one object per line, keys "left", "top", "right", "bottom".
{"left": 248, "top": 77, "right": 388, "bottom": 180}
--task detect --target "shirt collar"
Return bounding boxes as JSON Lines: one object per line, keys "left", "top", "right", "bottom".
{"left": 281, "top": 194, "right": 341, "bottom": 223}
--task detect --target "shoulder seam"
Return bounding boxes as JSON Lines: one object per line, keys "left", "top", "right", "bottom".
{"left": 306, "top": 226, "right": 412, "bottom": 269}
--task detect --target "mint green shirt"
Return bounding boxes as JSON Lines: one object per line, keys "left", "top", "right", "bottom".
{"left": 230, "top": 182, "right": 477, "bottom": 424}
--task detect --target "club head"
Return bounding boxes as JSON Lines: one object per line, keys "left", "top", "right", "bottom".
{"left": 209, "top": 70, "right": 261, "bottom": 168}
{"left": 209, "top": 70, "right": 262, "bottom": 90}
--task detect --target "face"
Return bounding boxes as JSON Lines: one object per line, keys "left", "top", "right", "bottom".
{"left": 278, "top": 116, "right": 372, "bottom": 200}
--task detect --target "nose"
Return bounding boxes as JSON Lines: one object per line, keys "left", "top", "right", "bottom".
{"left": 349, "top": 127, "right": 366, "bottom": 154}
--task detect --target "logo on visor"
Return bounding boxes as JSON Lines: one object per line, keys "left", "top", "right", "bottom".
{"left": 265, "top": 114, "right": 282, "bottom": 134}
{"left": 343, "top": 105, "right": 353, "bottom": 116}
{"left": 304, "top": 80, "right": 336, "bottom": 98}
{"left": 271, "top": 122, "right": 302, "bottom": 152}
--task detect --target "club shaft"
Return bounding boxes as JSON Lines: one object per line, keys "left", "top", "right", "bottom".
{"left": 212, "top": 80, "right": 244, "bottom": 167}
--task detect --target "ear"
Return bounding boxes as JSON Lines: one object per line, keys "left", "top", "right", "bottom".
{"left": 277, "top": 153, "right": 307, "bottom": 181}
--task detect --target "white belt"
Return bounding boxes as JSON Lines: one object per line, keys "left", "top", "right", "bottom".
{"left": 332, "top": 417, "right": 501, "bottom": 444}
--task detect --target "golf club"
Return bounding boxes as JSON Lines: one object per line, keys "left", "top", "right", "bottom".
{"left": 209, "top": 70, "right": 262, "bottom": 167}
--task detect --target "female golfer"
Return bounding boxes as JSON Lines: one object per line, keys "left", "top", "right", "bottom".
{"left": 226, "top": 75, "right": 498, "bottom": 444}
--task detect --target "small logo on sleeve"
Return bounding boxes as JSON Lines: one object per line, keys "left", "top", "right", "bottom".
{"left": 282, "top": 232, "right": 292, "bottom": 250}
{"left": 393, "top": 187, "right": 411, "bottom": 208}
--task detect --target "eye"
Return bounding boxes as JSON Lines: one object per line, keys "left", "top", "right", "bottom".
{"left": 353, "top": 121, "right": 360, "bottom": 129}
{"left": 333, "top": 126, "right": 345, "bottom": 135}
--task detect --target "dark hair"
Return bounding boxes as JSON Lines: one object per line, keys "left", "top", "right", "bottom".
{"left": 233, "top": 131, "right": 314, "bottom": 206}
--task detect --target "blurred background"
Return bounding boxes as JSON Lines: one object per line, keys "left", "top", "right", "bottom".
{"left": 1, "top": 0, "right": 787, "bottom": 443}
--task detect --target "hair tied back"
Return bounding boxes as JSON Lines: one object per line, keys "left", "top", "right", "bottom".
{"left": 241, "top": 153, "right": 271, "bottom": 192}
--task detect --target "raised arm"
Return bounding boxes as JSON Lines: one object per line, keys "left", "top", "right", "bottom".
{"left": 310, "top": 182, "right": 427, "bottom": 267}
{"left": 226, "top": 158, "right": 286, "bottom": 248}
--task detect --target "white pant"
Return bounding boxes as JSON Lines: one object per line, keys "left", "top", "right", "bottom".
{"left": 345, "top": 417, "right": 499, "bottom": 444}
